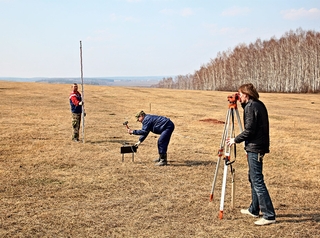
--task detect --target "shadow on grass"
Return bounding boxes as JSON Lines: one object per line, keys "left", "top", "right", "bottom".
{"left": 130, "top": 160, "right": 215, "bottom": 167}
{"left": 87, "top": 138, "right": 135, "bottom": 145}
{"left": 276, "top": 212, "right": 320, "bottom": 223}
{"left": 169, "top": 160, "right": 215, "bottom": 166}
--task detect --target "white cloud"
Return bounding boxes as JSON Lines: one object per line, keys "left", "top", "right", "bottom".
{"left": 180, "top": 8, "right": 194, "bottom": 17}
{"left": 221, "top": 6, "right": 251, "bottom": 16}
{"left": 204, "top": 23, "right": 249, "bottom": 37}
{"left": 160, "top": 7, "right": 195, "bottom": 17}
{"left": 281, "top": 8, "right": 320, "bottom": 20}
{"left": 123, "top": 16, "right": 140, "bottom": 22}
{"left": 109, "top": 13, "right": 139, "bottom": 23}
{"left": 86, "top": 29, "right": 117, "bottom": 42}
{"left": 219, "top": 27, "right": 249, "bottom": 35}
{"left": 109, "top": 13, "right": 119, "bottom": 21}
{"left": 160, "top": 8, "right": 175, "bottom": 15}
{"left": 203, "top": 23, "right": 218, "bottom": 34}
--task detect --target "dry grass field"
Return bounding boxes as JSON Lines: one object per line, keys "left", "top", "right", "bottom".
{"left": 0, "top": 81, "right": 319, "bottom": 238}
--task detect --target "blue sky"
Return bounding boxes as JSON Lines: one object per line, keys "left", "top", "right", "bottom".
{"left": 1, "top": 0, "right": 320, "bottom": 78}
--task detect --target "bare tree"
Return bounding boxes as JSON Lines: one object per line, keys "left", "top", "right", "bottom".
{"left": 153, "top": 28, "right": 320, "bottom": 93}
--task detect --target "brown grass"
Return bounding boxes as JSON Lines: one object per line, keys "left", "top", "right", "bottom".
{"left": 0, "top": 81, "right": 319, "bottom": 238}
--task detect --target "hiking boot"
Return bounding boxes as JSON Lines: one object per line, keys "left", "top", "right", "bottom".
{"left": 254, "top": 218, "right": 276, "bottom": 226}
{"left": 155, "top": 160, "right": 167, "bottom": 166}
{"left": 155, "top": 154, "right": 167, "bottom": 166}
{"left": 154, "top": 157, "right": 160, "bottom": 162}
{"left": 240, "top": 209, "right": 259, "bottom": 218}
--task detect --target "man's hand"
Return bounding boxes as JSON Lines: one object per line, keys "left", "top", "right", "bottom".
{"left": 127, "top": 129, "right": 133, "bottom": 135}
{"left": 79, "top": 101, "right": 84, "bottom": 106}
{"left": 134, "top": 141, "right": 141, "bottom": 147}
{"left": 226, "top": 138, "right": 235, "bottom": 146}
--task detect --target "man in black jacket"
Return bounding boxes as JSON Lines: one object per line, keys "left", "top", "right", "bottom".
{"left": 227, "top": 83, "right": 276, "bottom": 226}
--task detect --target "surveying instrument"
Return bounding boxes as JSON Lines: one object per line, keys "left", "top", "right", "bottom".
{"left": 209, "top": 93, "right": 243, "bottom": 219}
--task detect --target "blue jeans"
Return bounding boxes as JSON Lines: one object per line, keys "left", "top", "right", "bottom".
{"left": 247, "top": 152, "right": 276, "bottom": 220}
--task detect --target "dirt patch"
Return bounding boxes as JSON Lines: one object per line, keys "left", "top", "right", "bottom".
{"left": 199, "top": 118, "right": 225, "bottom": 124}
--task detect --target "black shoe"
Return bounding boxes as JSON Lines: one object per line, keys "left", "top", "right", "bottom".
{"left": 154, "top": 158, "right": 160, "bottom": 162}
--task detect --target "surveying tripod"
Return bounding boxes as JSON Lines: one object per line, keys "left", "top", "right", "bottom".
{"left": 209, "top": 93, "right": 243, "bottom": 219}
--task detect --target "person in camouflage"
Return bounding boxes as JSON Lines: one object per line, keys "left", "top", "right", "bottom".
{"left": 69, "top": 83, "right": 83, "bottom": 142}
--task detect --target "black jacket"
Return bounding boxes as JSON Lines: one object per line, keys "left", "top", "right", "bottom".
{"left": 234, "top": 99, "right": 270, "bottom": 153}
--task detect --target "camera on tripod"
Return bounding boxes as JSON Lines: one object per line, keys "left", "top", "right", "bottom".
{"left": 227, "top": 93, "right": 240, "bottom": 103}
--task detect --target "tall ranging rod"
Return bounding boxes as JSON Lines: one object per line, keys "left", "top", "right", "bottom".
{"left": 80, "top": 41, "right": 85, "bottom": 143}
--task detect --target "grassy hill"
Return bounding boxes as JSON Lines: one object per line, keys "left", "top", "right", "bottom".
{"left": 0, "top": 81, "right": 319, "bottom": 237}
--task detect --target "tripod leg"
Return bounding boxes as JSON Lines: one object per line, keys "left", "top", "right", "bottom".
{"left": 231, "top": 168, "right": 235, "bottom": 209}
{"left": 229, "top": 109, "right": 237, "bottom": 209}
{"left": 219, "top": 154, "right": 229, "bottom": 219}
{"left": 210, "top": 109, "right": 231, "bottom": 201}
{"left": 210, "top": 154, "right": 222, "bottom": 201}
{"left": 218, "top": 109, "right": 233, "bottom": 218}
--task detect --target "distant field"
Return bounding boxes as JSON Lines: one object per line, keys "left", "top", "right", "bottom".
{"left": 0, "top": 76, "right": 164, "bottom": 87}
{"left": 0, "top": 81, "right": 319, "bottom": 237}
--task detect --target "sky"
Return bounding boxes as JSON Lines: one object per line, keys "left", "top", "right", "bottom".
{"left": 1, "top": 0, "right": 320, "bottom": 78}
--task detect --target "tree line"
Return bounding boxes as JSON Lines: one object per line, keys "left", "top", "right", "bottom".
{"left": 153, "top": 28, "right": 320, "bottom": 93}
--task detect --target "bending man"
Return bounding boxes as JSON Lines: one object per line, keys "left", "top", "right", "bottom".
{"left": 127, "top": 111, "right": 175, "bottom": 166}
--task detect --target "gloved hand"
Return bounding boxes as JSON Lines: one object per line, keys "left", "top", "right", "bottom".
{"left": 79, "top": 101, "right": 84, "bottom": 106}
{"left": 134, "top": 141, "right": 141, "bottom": 147}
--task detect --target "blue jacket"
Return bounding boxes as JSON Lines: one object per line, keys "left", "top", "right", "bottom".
{"left": 69, "top": 91, "right": 82, "bottom": 114}
{"left": 133, "top": 114, "right": 171, "bottom": 142}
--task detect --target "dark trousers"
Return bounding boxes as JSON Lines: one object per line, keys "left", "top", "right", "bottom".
{"left": 157, "top": 121, "right": 175, "bottom": 154}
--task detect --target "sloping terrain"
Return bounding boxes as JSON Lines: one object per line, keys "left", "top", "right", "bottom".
{"left": 0, "top": 81, "right": 319, "bottom": 237}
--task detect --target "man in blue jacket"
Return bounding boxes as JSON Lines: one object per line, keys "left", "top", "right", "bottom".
{"left": 69, "top": 83, "right": 83, "bottom": 142}
{"left": 127, "top": 111, "right": 175, "bottom": 166}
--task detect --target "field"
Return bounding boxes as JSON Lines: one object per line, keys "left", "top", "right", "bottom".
{"left": 0, "top": 81, "right": 319, "bottom": 237}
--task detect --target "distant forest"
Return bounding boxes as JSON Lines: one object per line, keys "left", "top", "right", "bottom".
{"left": 153, "top": 28, "right": 320, "bottom": 93}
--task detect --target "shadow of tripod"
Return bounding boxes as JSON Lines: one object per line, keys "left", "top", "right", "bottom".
{"left": 209, "top": 93, "right": 243, "bottom": 219}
